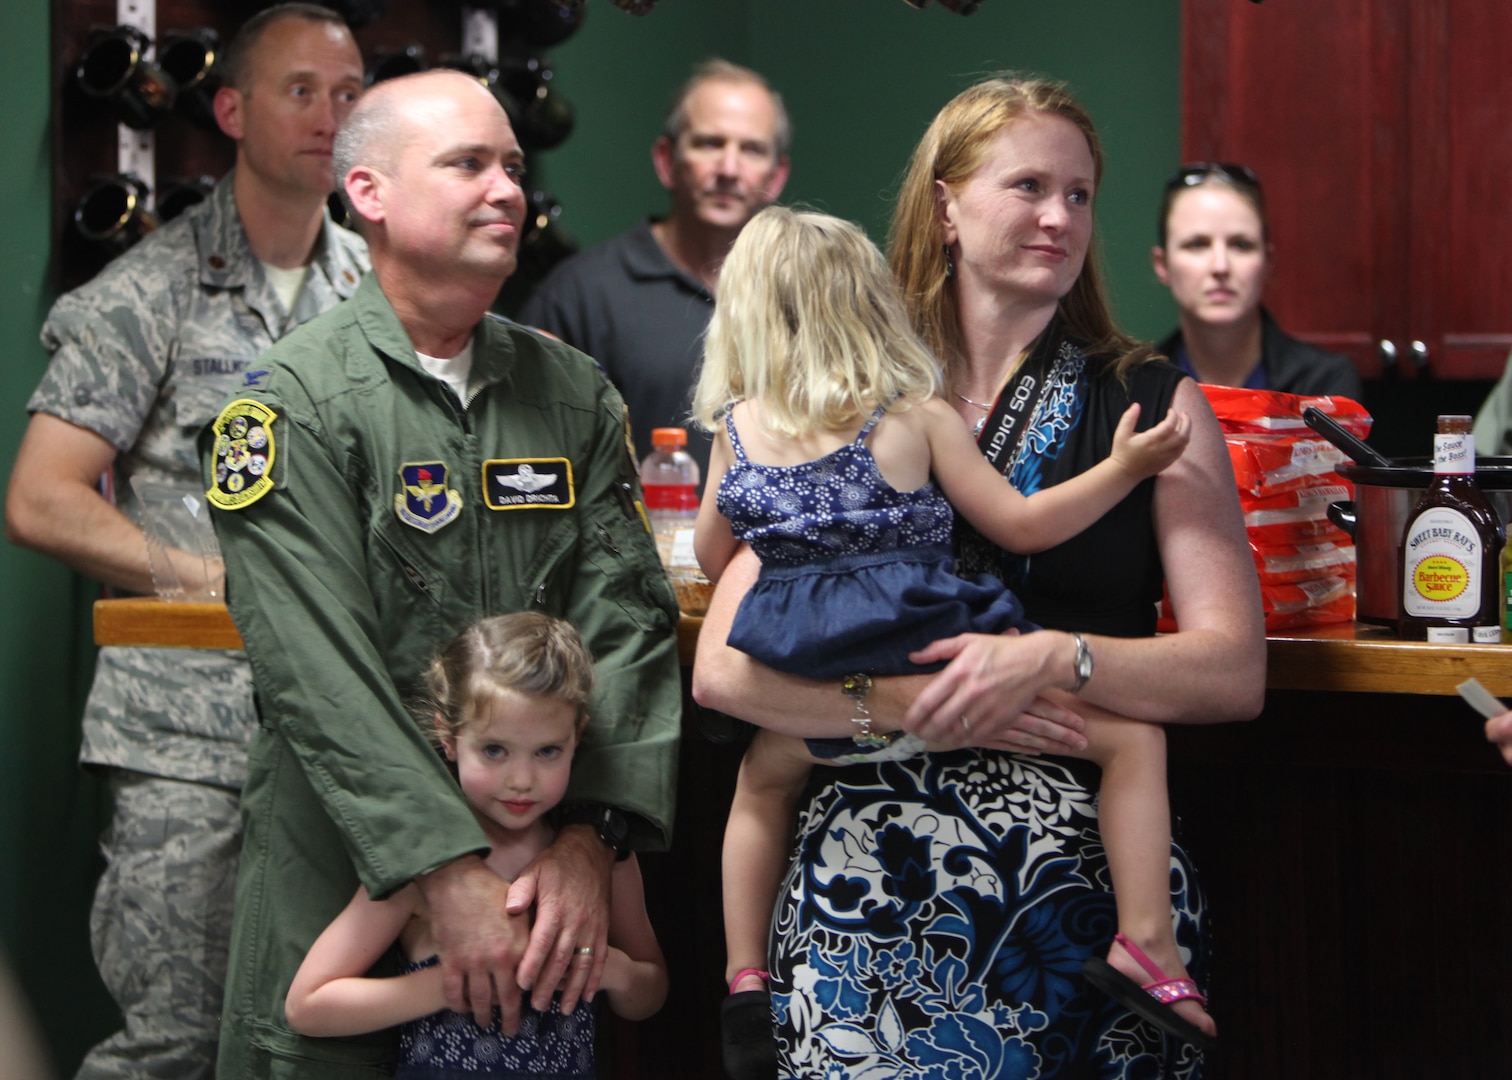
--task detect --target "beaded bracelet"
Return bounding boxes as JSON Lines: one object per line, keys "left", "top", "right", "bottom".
{"left": 842, "top": 672, "right": 895, "bottom": 749}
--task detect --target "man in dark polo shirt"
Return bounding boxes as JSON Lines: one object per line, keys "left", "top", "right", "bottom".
{"left": 519, "top": 59, "right": 790, "bottom": 478}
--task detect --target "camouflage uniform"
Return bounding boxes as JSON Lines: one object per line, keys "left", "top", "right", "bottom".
{"left": 28, "top": 173, "right": 367, "bottom": 1080}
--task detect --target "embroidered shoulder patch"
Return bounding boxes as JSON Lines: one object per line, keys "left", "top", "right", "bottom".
{"left": 395, "top": 462, "right": 463, "bottom": 533}
{"left": 482, "top": 458, "right": 574, "bottom": 511}
{"left": 207, "top": 399, "right": 277, "bottom": 510}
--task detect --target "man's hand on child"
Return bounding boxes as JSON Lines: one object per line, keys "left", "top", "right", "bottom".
{"left": 417, "top": 855, "right": 531, "bottom": 1033}
{"left": 507, "top": 823, "right": 614, "bottom": 1014}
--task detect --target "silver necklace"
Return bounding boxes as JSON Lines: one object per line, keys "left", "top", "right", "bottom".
{"left": 955, "top": 391, "right": 994, "bottom": 437}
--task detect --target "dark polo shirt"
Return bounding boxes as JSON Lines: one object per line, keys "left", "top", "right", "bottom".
{"left": 520, "top": 218, "right": 714, "bottom": 478}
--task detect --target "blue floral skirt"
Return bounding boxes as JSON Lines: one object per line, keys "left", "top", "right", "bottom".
{"left": 770, "top": 750, "right": 1207, "bottom": 1079}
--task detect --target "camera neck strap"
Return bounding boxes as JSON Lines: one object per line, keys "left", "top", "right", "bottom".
{"left": 973, "top": 319, "right": 1063, "bottom": 473}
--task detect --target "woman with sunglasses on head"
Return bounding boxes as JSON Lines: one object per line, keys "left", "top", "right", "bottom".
{"left": 1153, "top": 162, "right": 1363, "bottom": 399}
{"left": 694, "top": 75, "right": 1264, "bottom": 1077}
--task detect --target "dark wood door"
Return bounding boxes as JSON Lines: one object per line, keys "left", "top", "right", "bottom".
{"left": 1181, "top": 0, "right": 1512, "bottom": 382}
{"left": 1408, "top": 2, "right": 1512, "bottom": 379}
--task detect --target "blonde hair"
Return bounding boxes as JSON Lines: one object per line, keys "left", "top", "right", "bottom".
{"left": 887, "top": 74, "right": 1156, "bottom": 388}
{"left": 420, "top": 612, "right": 595, "bottom": 746}
{"left": 692, "top": 206, "right": 942, "bottom": 438}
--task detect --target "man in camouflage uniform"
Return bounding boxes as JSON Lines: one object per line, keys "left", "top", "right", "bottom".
{"left": 3, "top": 6, "right": 366, "bottom": 1076}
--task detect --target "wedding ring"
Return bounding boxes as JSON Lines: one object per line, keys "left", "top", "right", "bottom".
{"left": 959, "top": 714, "right": 972, "bottom": 733}
{"left": 575, "top": 946, "right": 594, "bottom": 956}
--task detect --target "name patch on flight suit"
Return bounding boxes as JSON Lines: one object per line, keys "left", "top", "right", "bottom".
{"left": 207, "top": 399, "right": 277, "bottom": 510}
{"left": 395, "top": 462, "right": 462, "bottom": 533}
{"left": 482, "top": 458, "right": 574, "bottom": 510}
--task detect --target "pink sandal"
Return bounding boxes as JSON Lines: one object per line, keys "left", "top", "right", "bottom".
{"left": 721, "top": 968, "right": 776, "bottom": 1079}
{"left": 727, "top": 967, "right": 770, "bottom": 994}
{"left": 1081, "top": 933, "right": 1216, "bottom": 1052}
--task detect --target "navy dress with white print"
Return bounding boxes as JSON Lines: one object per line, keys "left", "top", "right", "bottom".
{"left": 396, "top": 956, "right": 595, "bottom": 1079}
{"left": 718, "top": 403, "right": 1032, "bottom": 681}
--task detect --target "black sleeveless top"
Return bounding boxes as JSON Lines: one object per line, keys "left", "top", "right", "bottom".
{"left": 956, "top": 326, "right": 1186, "bottom": 639}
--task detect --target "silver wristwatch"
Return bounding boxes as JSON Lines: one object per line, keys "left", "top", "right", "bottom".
{"left": 1070, "top": 632, "right": 1093, "bottom": 692}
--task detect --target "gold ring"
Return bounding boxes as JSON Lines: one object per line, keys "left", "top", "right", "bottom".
{"left": 575, "top": 946, "right": 594, "bottom": 956}
{"left": 959, "top": 714, "right": 972, "bottom": 732}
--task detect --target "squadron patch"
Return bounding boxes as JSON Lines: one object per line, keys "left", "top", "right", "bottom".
{"left": 482, "top": 458, "right": 574, "bottom": 511}
{"left": 207, "top": 399, "right": 277, "bottom": 510}
{"left": 395, "top": 462, "right": 463, "bottom": 533}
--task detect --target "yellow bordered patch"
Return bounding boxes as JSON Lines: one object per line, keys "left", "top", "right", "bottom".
{"left": 395, "top": 461, "right": 463, "bottom": 533}
{"left": 482, "top": 458, "right": 575, "bottom": 510}
{"left": 207, "top": 399, "right": 277, "bottom": 510}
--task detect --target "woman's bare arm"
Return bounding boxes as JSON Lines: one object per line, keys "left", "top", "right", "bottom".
{"left": 905, "top": 377, "right": 1265, "bottom": 735}
{"left": 1075, "top": 377, "right": 1264, "bottom": 724}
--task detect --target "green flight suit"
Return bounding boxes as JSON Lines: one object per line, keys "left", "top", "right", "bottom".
{"left": 206, "top": 273, "right": 680, "bottom": 1077}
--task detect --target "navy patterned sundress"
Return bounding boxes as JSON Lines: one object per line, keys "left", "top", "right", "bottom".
{"left": 395, "top": 956, "right": 596, "bottom": 1079}
{"left": 719, "top": 404, "right": 1032, "bottom": 681}
{"left": 769, "top": 328, "right": 1209, "bottom": 1079}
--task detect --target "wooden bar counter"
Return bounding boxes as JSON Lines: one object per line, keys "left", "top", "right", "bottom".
{"left": 93, "top": 600, "right": 1512, "bottom": 1077}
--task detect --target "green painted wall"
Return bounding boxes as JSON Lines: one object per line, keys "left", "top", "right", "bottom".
{"left": 0, "top": 1, "right": 1177, "bottom": 1070}
{"left": 537, "top": 0, "right": 1181, "bottom": 340}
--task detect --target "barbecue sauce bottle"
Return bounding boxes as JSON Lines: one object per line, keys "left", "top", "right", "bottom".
{"left": 1398, "top": 415, "right": 1504, "bottom": 642}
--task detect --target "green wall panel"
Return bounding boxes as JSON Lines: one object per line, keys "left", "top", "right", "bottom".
{"left": 530, "top": 0, "right": 753, "bottom": 250}
{"left": 530, "top": 0, "right": 1180, "bottom": 341}
{"left": 749, "top": 0, "right": 1181, "bottom": 341}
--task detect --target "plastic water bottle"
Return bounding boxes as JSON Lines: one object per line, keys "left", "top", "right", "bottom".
{"left": 639, "top": 427, "right": 700, "bottom": 570}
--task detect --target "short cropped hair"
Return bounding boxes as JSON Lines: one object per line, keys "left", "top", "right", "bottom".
{"left": 331, "top": 76, "right": 405, "bottom": 214}
{"left": 661, "top": 59, "right": 790, "bottom": 159}
{"left": 220, "top": 3, "right": 352, "bottom": 93}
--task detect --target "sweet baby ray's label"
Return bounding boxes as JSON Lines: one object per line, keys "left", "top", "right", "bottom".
{"left": 1402, "top": 506, "right": 1483, "bottom": 617}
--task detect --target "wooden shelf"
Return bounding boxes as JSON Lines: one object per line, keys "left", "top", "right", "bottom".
{"left": 1266, "top": 622, "right": 1512, "bottom": 697}
{"left": 93, "top": 598, "right": 243, "bottom": 651}
{"left": 95, "top": 598, "right": 705, "bottom": 667}
{"left": 94, "top": 599, "right": 1508, "bottom": 698}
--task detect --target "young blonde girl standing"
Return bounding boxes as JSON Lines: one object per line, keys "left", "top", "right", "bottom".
{"left": 284, "top": 612, "right": 666, "bottom": 1076}
{"left": 692, "top": 207, "right": 1215, "bottom": 1075}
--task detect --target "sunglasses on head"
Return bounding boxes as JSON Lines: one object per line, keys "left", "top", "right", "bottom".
{"left": 1165, "top": 162, "right": 1262, "bottom": 192}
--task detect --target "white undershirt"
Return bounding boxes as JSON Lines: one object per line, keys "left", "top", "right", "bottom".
{"left": 259, "top": 261, "right": 309, "bottom": 314}
{"left": 417, "top": 336, "right": 476, "bottom": 407}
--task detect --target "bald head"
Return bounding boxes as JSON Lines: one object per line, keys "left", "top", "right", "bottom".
{"left": 338, "top": 68, "right": 526, "bottom": 314}
{"left": 334, "top": 70, "right": 504, "bottom": 217}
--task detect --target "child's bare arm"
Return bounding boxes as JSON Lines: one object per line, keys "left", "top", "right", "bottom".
{"left": 1107, "top": 402, "right": 1191, "bottom": 479}
{"left": 285, "top": 883, "right": 443, "bottom": 1037}
{"left": 598, "top": 854, "right": 668, "bottom": 1021}
{"left": 694, "top": 427, "right": 740, "bottom": 582}
{"left": 925, "top": 398, "right": 1189, "bottom": 554}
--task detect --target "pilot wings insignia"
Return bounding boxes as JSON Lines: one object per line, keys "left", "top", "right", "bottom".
{"left": 482, "top": 458, "right": 574, "bottom": 510}
{"left": 493, "top": 463, "right": 557, "bottom": 493}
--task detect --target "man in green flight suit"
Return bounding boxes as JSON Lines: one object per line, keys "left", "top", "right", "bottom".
{"left": 204, "top": 69, "right": 681, "bottom": 1077}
